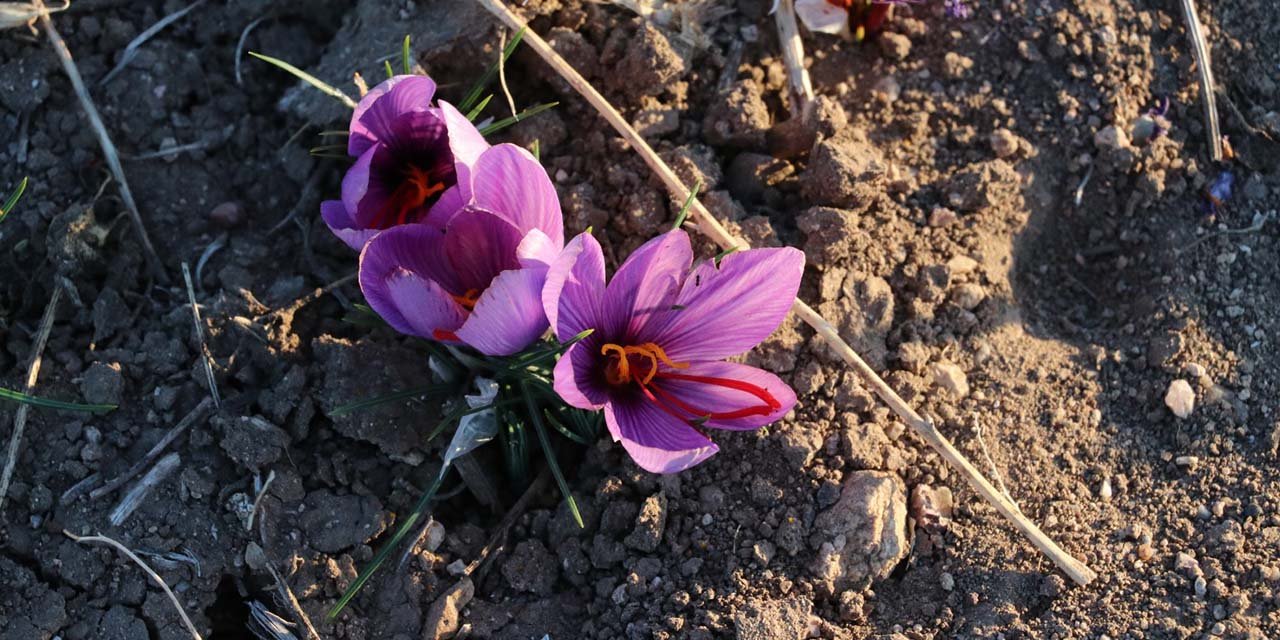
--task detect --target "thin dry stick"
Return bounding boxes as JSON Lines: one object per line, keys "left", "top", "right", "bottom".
{"left": 497, "top": 29, "right": 518, "bottom": 119}
{"left": 99, "top": 0, "right": 207, "bottom": 86}
{"left": 263, "top": 558, "right": 322, "bottom": 640}
{"left": 35, "top": 0, "right": 166, "bottom": 282}
{"left": 472, "top": 0, "right": 1098, "bottom": 587}
{"left": 0, "top": 285, "right": 61, "bottom": 516}
{"left": 89, "top": 397, "right": 215, "bottom": 500}
{"left": 1178, "top": 0, "right": 1222, "bottom": 162}
{"left": 774, "top": 0, "right": 814, "bottom": 117}
{"left": 182, "top": 262, "right": 221, "bottom": 410}
{"left": 64, "top": 530, "right": 205, "bottom": 640}
{"left": 246, "top": 469, "right": 276, "bottom": 531}
{"left": 464, "top": 469, "right": 550, "bottom": 581}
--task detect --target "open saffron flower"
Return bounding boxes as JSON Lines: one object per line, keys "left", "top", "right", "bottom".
{"left": 543, "top": 230, "right": 804, "bottom": 473}
{"left": 321, "top": 74, "right": 490, "bottom": 250}
{"left": 792, "top": 0, "right": 922, "bottom": 41}
{"left": 358, "top": 144, "right": 564, "bottom": 356}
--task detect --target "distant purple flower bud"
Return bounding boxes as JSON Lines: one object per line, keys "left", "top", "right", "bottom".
{"left": 945, "top": 0, "right": 971, "bottom": 19}
{"left": 1203, "top": 171, "right": 1234, "bottom": 217}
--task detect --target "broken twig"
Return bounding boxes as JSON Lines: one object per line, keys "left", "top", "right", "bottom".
{"left": 0, "top": 285, "right": 61, "bottom": 516}
{"left": 774, "top": 0, "right": 814, "bottom": 117}
{"left": 64, "top": 530, "right": 205, "bottom": 640}
{"left": 89, "top": 397, "right": 215, "bottom": 500}
{"left": 110, "top": 451, "right": 181, "bottom": 526}
{"left": 473, "top": 0, "right": 1098, "bottom": 587}
{"left": 1178, "top": 0, "right": 1222, "bottom": 162}
{"left": 99, "top": 0, "right": 207, "bottom": 86}
{"left": 35, "top": 0, "right": 166, "bottom": 281}
{"left": 182, "top": 262, "right": 221, "bottom": 409}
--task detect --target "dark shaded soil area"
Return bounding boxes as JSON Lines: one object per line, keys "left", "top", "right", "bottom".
{"left": 2, "top": 0, "right": 1278, "bottom": 639}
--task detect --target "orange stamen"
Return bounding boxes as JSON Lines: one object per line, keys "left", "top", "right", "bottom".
{"left": 600, "top": 342, "right": 689, "bottom": 385}
{"left": 371, "top": 164, "right": 446, "bottom": 229}
{"left": 450, "top": 288, "right": 481, "bottom": 311}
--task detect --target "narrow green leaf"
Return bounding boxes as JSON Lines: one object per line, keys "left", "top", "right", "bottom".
{"left": 327, "top": 470, "right": 448, "bottom": 619}
{"left": 478, "top": 102, "right": 558, "bottom": 137}
{"left": 0, "top": 387, "right": 116, "bottom": 414}
{"left": 465, "top": 94, "right": 493, "bottom": 122}
{"left": 317, "top": 130, "right": 351, "bottom": 137}
{"left": 384, "top": 59, "right": 394, "bottom": 80}
{"left": 458, "top": 27, "right": 527, "bottom": 113}
{"left": 402, "top": 35, "right": 412, "bottom": 75}
{"left": 530, "top": 139, "right": 541, "bottom": 162}
{"left": 1, "top": 176, "right": 28, "bottom": 221}
{"left": 248, "top": 51, "right": 356, "bottom": 109}
{"left": 330, "top": 384, "right": 455, "bottom": 417}
{"left": 542, "top": 408, "right": 590, "bottom": 445}
{"left": 521, "top": 382, "right": 583, "bottom": 528}
{"left": 671, "top": 179, "right": 702, "bottom": 231}
{"left": 714, "top": 245, "right": 740, "bottom": 266}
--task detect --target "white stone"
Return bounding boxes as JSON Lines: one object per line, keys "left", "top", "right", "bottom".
{"left": 1164, "top": 379, "right": 1195, "bottom": 418}
{"left": 932, "top": 362, "right": 970, "bottom": 398}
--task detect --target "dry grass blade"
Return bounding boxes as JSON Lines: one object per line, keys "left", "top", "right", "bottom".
{"left": 34, "top": 0, "right": 166, "bottom": 282}
{"left": 0, "top": 0, "right": 63, "bottom": 31}
{"left": 99, "top": 0, "right": 207, "bottom": 86}
{"left": 1178, "top": 0, "right": 1222, "bottom": 162}
{"left": 774, "top": 0, "right": 814, "bottom": 117}
{"left": 89, "top": 397, "right": 215, "bottom": 500}
{"left": 0, "top": 285, "right": 60, "bottom": 516}
{"left": 109, "top": 451, "right": 181, "bottom": 526}
{"left": 64, "top": 530, "right": 205, "bottom": 640}
{"left": 471, "top": 0, "right": 1098, "bottom": 587}
{"left": 182, "top": 262, "right": 222, "bottom": 409}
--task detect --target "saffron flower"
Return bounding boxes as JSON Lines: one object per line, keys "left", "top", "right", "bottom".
{"left": 793, "top": 0, "right": 922, "bottom": 41}
{"left": 358, "top": 143, "right": 564, "bottom": 356}
{"left": 321, "top": 75, "right": 490, "bottom": 250}
{"left": 543, "top": 230, "right": 804, "bottom": 473}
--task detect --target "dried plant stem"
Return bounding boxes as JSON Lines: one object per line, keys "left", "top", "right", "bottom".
{"left": 773, "top": 0, "right": 814, "bottom": 117}
{"left": 64, "top": 530, "right": 205, "bottom": 639}
{"left": 263, "top": 559, "right": 322, "bottom": 640}
{"left": 89, "top": 397, "right": 215, "bottom": 500}
{"left": 465, "top": 468, "right": 550, "bottom": 581}
{"left": 471, "top": 0, "right": 1098, "bottom": 587}
{"left": 1178, "top": 0, "right": 1222, "bottom": 162}
{"left": 99, "top": 0, "right": 207, "bottom": 86}
{"left": 182, "top": 262, "right": 222, "bottom": 409}
{"left": 0, "top": 285, "right": 60, "bottom": 516}
{"left": 110, "top": 451, "right": 181, "bottom": 526}
{"left": 35, "top": 0, "right": 166, "bottom": 281}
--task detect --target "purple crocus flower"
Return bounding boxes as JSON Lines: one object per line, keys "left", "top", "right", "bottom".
{"left": 321, "top": 75, "right": 490, "bottom": 250}
{"left": 542, "top": 230, "right": 804, "bottom": 473}
{"left": 358, "top": 144, "right": 564, "bottom": 356}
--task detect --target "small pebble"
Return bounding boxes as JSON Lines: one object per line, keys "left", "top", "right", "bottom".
{"left": 209, "top": 201, "right": 245, "bottom": 229}
{"left": 990, "top": 128, "right": 1019, "bottom": 158}
{"left": 1164, "top": 379, "right": 1195, "bottom": 418}
{"left": 1099, "top": 477, "right": 1113, "bottom": 501}
{"left": 1195, "top": 576, "right": 1207, "bottom": 597}
{"left": 929, "top": 207, "right": 958, "bottom": 227}
{"left": 1175, "top": 455, "right": 1199, "bottom": 467}
{"left": 940, "top": 572, "right": 955, "bottom": 591}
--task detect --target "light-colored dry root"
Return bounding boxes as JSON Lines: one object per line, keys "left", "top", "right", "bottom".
{"left": 0, "top": 285, "right": 60, "bottom": 516}
{"left": 471, "top": 0, "right": 1098, "bottom": 586}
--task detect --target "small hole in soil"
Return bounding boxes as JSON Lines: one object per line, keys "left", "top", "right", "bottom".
{"left": 207, "top": 576, "right": 256, "bottom": 639}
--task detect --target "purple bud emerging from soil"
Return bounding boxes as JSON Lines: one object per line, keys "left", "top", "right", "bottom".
{"left": 1203, "top": 171, "right": 1234, "bottom": 217}
{"left": 944, "top": 0, "right": 971, "bottom": 19}
{"left": 321, "top": 75, "right": 491, "bottom": 251}
{"left": 542, "top": 229, "right": 804, "bottom": 473}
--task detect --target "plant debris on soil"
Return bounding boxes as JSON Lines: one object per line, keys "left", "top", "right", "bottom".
{"left": 2, "top": 0, "right": 1279, "bottom": 639}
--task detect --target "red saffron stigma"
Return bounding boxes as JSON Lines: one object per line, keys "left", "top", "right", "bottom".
{"left": 432, "top": 329, "right": 460, "bottom": 342}
{"left": 370, "top": 164, "right": 446, "bottom": 229}
{"left": 648, "top": 372, "right": 780, "bottom": 420}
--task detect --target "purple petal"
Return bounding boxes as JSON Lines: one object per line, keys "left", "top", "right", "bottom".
{"left": 341, "top": 146, "right": 378, "bottom": 222}
{"left": 604, "top": 398, "right": 718, "bottom": 474}
{"left": 321, "top": 200, "right": 378, "bottom": 251}
{"left": 455, "top": 266, "right": 550, "bottom": 356}
{"left": 438, "top": 100, "right": 490, "bottom": 194}
{"left": 424, "top": 184, "right": 466, "bottom": 230}
{"left": 603, "top": 230, "right": 692, "bottom": 342}
{"left": 516, "top": 229, "right": 559, "bottom": 270}
{"left": 650, "top": 360, "right": 796, "bottom": 431}
{"left": 646, "top": 246, "right": 804, "bottom": 362}
{"left": 349, "top": 75, "right": 420, "bottom": 156}
{"left": 543, "top": 232, "right": 606, "bottom": 341}
{"left": 359, "top": 223, "right": 463, "bottom": 312}
{"left": 443, "top": 207, "right": 524, "bottom": 292}
{"left": 552, "top": 340, "right": 609, "bottom": 410}
{"left": 352, "top": 75, "right": 437, "bottom": 155}
{"left": 469, "top": 144, "right": 564, "bottom": 246}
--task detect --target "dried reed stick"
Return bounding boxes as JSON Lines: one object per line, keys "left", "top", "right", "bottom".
{"left": 0, "top": 285, "right": 60, "bottom": 516}
{"left": 471, "top": 0, "right": 1098, "bottom": 586}
{"left": 774, "top": 0, "right": 814, "bottom": 117}
{"left": 1178, "top": 0, "right": 1222, "bottom": 162}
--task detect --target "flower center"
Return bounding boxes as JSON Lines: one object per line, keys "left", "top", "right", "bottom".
{"left": 599, "top": 342, "right": 782, "bottom": 426}
{"left": 372, "top": 163, "right": 447, "bottom": 229}
{"left": 450, "top": 288, "right": 482, "bottom": 311}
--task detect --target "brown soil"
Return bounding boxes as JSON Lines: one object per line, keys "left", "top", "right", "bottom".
{"left": 2, "top": 0, "right": 1278, "bottom": 639}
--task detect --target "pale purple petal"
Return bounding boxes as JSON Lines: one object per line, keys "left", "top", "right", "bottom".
{"left": 359, "top": 224, "right": 463, "bottom": 307}
{"left": 605, "top": 399, "right": 718, "bottom": 474}
{"left": 516, "top": 229, "right": 559, "bottom": 270}
{"left": 349, "top": 75, "right": 430, "bottom": 156}
{"left": 646, "top": 246, "right": 804, "bottom": 362}
{"left": 341, "top": 146, "right": 378, "bottom": 221}
{"left": 376, "top": 270, "right": 468, "bottom": 339}
{"left": 438, "top": 100, "right": 490, "bottom": 195}
{"left": 321, "top": 200, "right": 378, "bottom": 251}
{"left": 651, "top": 360, "right": 796, "bottom": 431}
{"left": 455, "top": 267, "right": 549, "bottom": 356}
{"left": 603, "top": 230, "right": 692, "bottom": 342}
{"left": 353, "top": 75, "right": 437, "bottom": 155}
{"left": 469, "top": 144, "right": 564, "bottom": 246}
{"left": 543, "top": 232, "right": 606, "bottom": 341}
{"left": 442, "top": 207, "right": 524, "bottom": 292}
{"left": 553, "top": 341, "right": 609, "bottom": 410}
